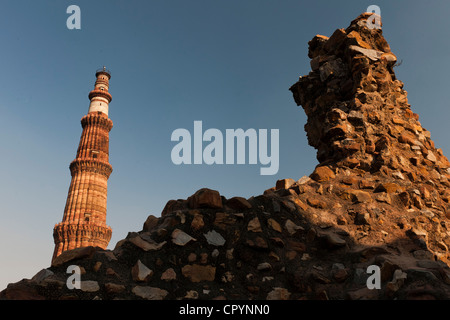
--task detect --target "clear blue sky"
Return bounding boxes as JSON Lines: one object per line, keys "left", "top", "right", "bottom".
{"left": 1, "top": 0, "right": 450, "bottom": 290}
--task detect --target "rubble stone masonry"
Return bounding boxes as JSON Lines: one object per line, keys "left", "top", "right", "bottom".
{"left": 5, "top": 14, "right": 450, "bottom": 300}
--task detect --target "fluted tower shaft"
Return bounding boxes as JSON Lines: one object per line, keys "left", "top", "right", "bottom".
{"left": 52, "top": 68, "right": 113, "bottom": 262}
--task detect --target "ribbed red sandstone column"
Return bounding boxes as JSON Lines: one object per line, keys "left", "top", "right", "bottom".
{"left": 52, "top": 67, "right": 113, "bottom": 262}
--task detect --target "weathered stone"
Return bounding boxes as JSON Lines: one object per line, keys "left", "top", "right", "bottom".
{"left": 416, "top": 260, "right": 447, "bottom": 269}
{"left": 213, "top": 212, "right": 237, "bottom": 229}
{"left": 129, "top": 235, "right": 167, "bottom": 251}
{"left": 1, "top": 282, "right": 45, "bottom": 300}
{"left": 337, "top": 216, "right": 347, "bottom": 225}
{"left": 339, "top": 189, "right": 372, "bottom": 203}
{"left": 276, "top": 178, "right": 296, "bottom": 190}
{"left": 392, "top": 172, "right": 405, "bottom": 180}
{"left": 333, "top": 268, "right": 349, "bottom": 282}
{"left": 296, "top": 176, "right": 312, "bottom": 185}
{"left": 347, "top": 287, "right": 379, "bottom": 300}
{"left": 160, "top": 200, "right": 180, "bottom": 217}
{"left": 246, "top": 236, "right": 269, "bottom": 249}
{"left": 288, "top": 240, "right": 306, "bottom": 252}
{"left": 204, "top": 230, "right": 226, "bottom": 246}
{"left": 268, "top": 218, "right": 282, "bottom": 233}
{"left": 406, "top": 228, "right": 428, "bottom": 241}
{"left": 342, "top": 176, "right": 359, "bottom": 185}
{"left": 355, "top": 212, "right": 370, "bottom": 225}
{"left": 51, "top": 246, "right": 99, "bottom": 267}
{"left": 268, "top": 251, "right": 280, "bottom": 262}
{"left": 375, "top": 192, "right": 391, "bottom": 204}
{"left": 319, "top": 59, "right": 346, "bottom": 81}
{"left": 382, "top": 52, "right": 397, "bottom": 65}
{"left": 190, "top": 214, "right": 205, "bottom": 230}
{"left": 340, "top": 158, "right": 360, "bottom": 168}
{"left": 412, "top": 250, "right": 434, "bottom": 260}
{"left": 257, "top": 262, "right": 272, "bottom": 271}
{"left": 132, "top": 260, "right": 153, "bottom": 282}
{"left": 247, "top": 217, "right": 262, "bottom": 232}
{"left": 398, "top": 131, "right": 417, "bottom": 145}
{"left": 398, "top": 191, "right": 411, "bottom": 207}
{"left": 161, "top": 268, "right": 177, "bottom": 281}
{"left": 199, "top": 253, "right": 208, "bottom": 264}
{"left": 306, "top": 228, "right": 317, "bottom": 242}
{"left": 359, "top": 180, "right": 375, "bottom": 189}
{"left": 325, "top": 28, "right": 347, "bottom": 50}
{"left": 182, "top": 264, "right": 216, "bottom": 282}
{"left": 310, "top": 55, "right": 327, "bottom": 71}
{"left": 360, "top": 246, "right": 389, "bottom": 259}
{"left": 292, "top": 198, "right": 309, "bottom": 211}
{"left": 310, "top": 166, "right": 335, "bottom": 182}
{"left": 286, "top": 251, "right": 297, "bottom": 260}
{"left": 427, "top": 151, "right": 437, "bottom": 163}
{"left": 280, "top": 199, "right": 296, "bottom": 212}
{"left": 220, "top": 271, "right": 234, "bottom": 283}
{"left": 266, "top": 287, "right": 291, "bottom": 300}
{"left": 386, "top": 269, "right": 407, "bottom": 295}
{"left": 187, "top": 253, "right": 197, "bottom": 263}
{"left": 31, "top": 269, "right": 54, "bottom": 284}
{"left": 375, "top": 182, "right": 405, "bottom": 194}
{"left": 285, "top": 219, "right": 304, "bottom": 235}
{"left": 348, "top": 110, "right": 364, "bottom": 125}
{"left": 307, "top": 197, "right": 328, "bottom": 208}
{"left": 143, "top": 215, "right": 159, "bottom": 232}
{"left": 80, "top": 281, "right": 100, "bottom": 293}
{"left": 172, "top": 229, "right": 196, "bottom": 246}
{"left": 227, "top": 197, "right": 252, "bottom": 210}
{"left": 407, "top": 268, "right": 439, "bottom": 282}
{"left": 346, "top": 30, "right": 372, "bottom": 48}
{"left": 132, "top": 286, "right": 168, "bottom": 300}
{"left": 98, "top": 251, "right": 118, "bottom": 261}
{"left": 351, "top": 190, "right": 372, "bottom": 203}
{"left": 323, "top": 232, "right": 347, "bottom": 248}
{"left": 184, "top": 290, "right": 199, "bottom": 299}
{"left": 104, "top": 283, "right": 126, "bottom": 294}
{"left": 188, "top": 188, "right": 222, "bottom": 209}
{"left": 308, "top": 34, "right": 329, "bottom": 58}
{"left": 312, "top": 270, "right": 331, "bottom": 284}
{"left": 349, "top": 45, "right": 383, "bottom": 61}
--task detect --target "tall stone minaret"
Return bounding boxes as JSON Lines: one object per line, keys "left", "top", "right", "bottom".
{"left": 52, "top": 67, "right": 113, "bottom": 262}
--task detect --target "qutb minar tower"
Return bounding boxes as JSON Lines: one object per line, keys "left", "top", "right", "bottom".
{"left": 52, "top": 67, "right": 113, "bottom": 262}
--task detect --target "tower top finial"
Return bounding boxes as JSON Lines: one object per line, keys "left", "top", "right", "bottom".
{"left": 96, "top": 66, "right": 111, "bottom": 79}
{"left": 89, "top": 67, "right": 112, "bottom": 115}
